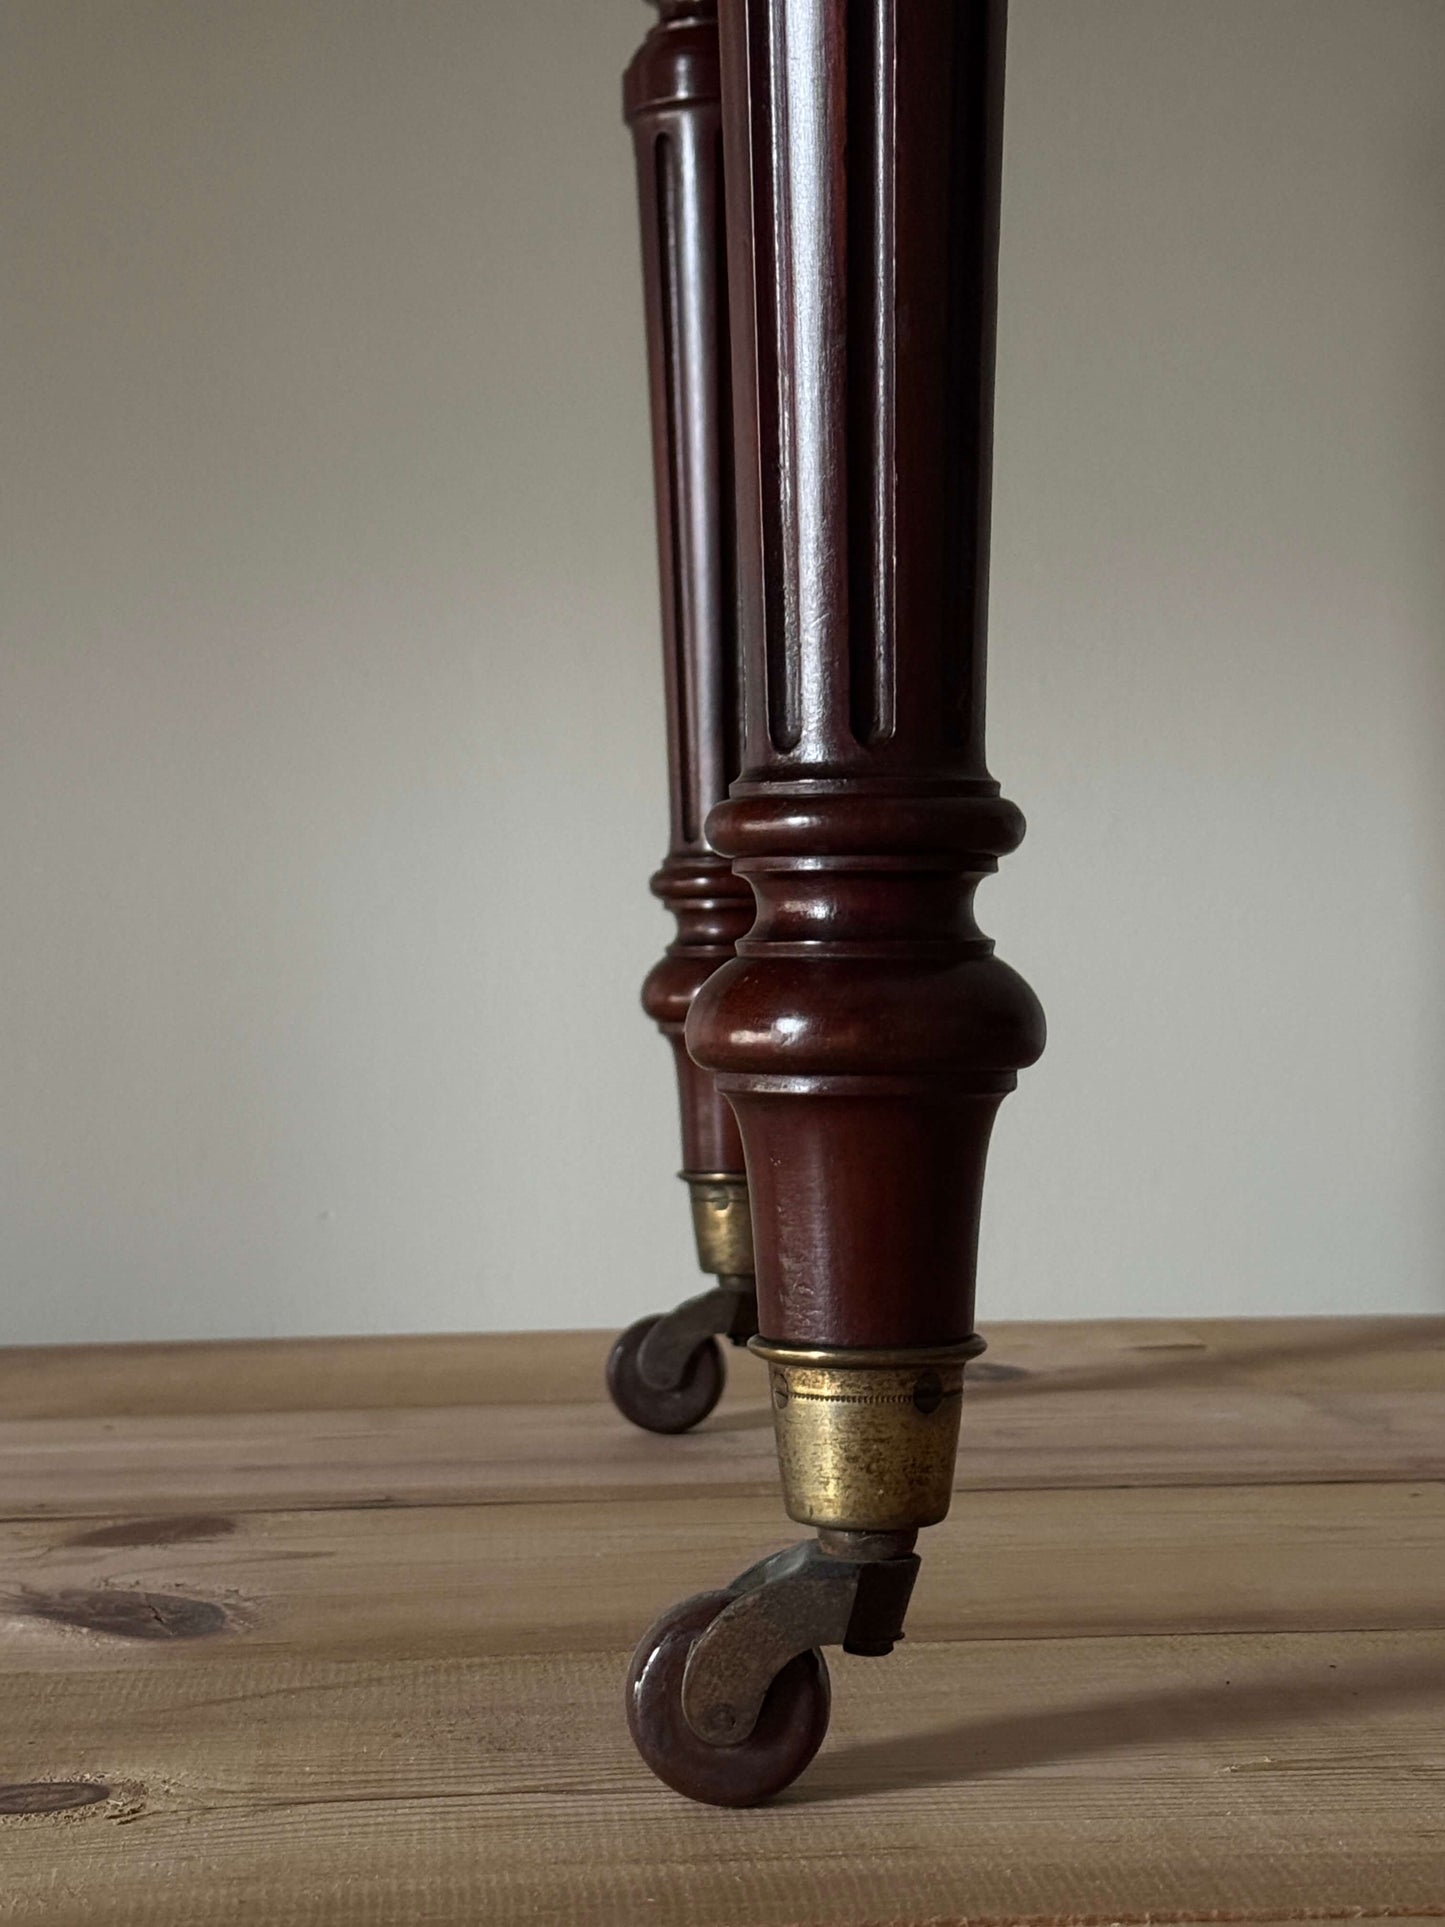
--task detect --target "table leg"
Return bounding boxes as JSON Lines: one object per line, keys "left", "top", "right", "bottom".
{"left": 625, "top": 0, "right": 1044, "bottom": 1804}
{"left": 608, "top": 1, "right": 759, "bottom": 1436}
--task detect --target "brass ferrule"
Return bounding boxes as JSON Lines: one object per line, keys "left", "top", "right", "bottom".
{"left": 748, "top": 1336, "right": 986, "bottom": 1533}
{"left": 682, "top": 1172, "right": 755, "bottom": 1280}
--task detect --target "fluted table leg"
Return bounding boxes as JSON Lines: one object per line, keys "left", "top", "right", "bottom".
{"left": 606, "top": 2, "right": 760, "bottom": 1436}
{"left": 625, "top": 0, "right": 1044, "bottom": 1805}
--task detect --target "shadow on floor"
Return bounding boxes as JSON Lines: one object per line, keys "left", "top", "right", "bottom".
{"left": 704, "top": 1405, "right": 773, "bottom": 1434}
{"left": 793, "top": 1643, "right": 1445, "bottom": 1804}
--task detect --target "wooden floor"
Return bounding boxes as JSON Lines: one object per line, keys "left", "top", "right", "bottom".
{"left": 1, "top": 1317, "right": 1442, "bottom": 1925}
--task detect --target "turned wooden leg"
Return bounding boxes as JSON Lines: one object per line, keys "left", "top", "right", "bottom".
{"left": 606, "top": 1, "right": 760, "bottom": 1435}
{"left": 625, "top": 0, "right": 1044, "bottom": 1803}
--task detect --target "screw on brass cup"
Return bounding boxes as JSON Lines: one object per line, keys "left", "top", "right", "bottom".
{"left": 748, "top": 1336, "right": 986, "bottom": 1533}
{"left": 682, "top": 1172, "right": 755, "bottom": 1279}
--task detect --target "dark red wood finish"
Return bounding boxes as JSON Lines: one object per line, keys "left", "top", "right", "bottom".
{"left": 689, "top": 0, "right": 1044, "bottom": 1349}
{"left": 626, "top": 1, "right": 752, "bottom": 1177}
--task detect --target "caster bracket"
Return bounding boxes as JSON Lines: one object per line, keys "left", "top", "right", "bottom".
{"left": 636, "top": 1280, "right": 757, "bottom": 1392}
{"left": 680, "top": 1536, "right": 920, "bottom": 1745}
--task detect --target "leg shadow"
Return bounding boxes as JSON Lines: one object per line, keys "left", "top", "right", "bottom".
{"left": 790, "top": 1642, "right": 1445, "bottom": 1803}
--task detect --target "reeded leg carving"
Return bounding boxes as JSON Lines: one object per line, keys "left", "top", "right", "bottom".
{"left": 625, "top": 0, "right": 1044, "bottom": 1802}
{"left": 607, "top": 0, "right": 759, "bottom": 1435}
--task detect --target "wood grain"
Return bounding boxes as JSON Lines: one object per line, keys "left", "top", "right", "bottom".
{"left": 3, "top": 1363, "right": 1441, "bottom": 1521}
{"left": 2, "top": 1632, "right": 1442, "bottom": 1926}
{"left": 2, "top": 1319, "right": 1441, "bottom": 1924}
{"left": 5, "top": 1316, "right": 1438, "bottom": 1420}
{"left": 0, "top": 1328, "right": 622, "bottom": 1421}
{"left": 1, "top": 1483, "right": 1442, "bottom": 1673}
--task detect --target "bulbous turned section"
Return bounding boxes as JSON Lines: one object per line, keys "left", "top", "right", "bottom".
{"left": 686, "top": 786, "right": 1045, "bottom": 1355}
{"left": 642, "top": 855, "right": 753, "bottom": 1177}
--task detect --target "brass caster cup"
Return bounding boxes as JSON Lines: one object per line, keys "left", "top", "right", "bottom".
{"left": 683, "top": 1172, "right": 755, "bottom": 1279}
{"left": 750, "top": 1336, "right": 987, "bottom": 1533}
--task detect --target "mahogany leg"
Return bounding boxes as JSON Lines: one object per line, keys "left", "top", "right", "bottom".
{"left": 625, "top": 0, "right": 1044, "bottom": 1803}
{"left": 606, "top": 1, "right": 759, "bottom": 1436}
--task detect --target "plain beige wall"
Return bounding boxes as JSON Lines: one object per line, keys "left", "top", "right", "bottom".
{"left": 2, "top": 0, "right": 1442, "bottom": 1345}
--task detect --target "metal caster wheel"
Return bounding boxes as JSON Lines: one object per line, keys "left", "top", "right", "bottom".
{"left": 625, "top": 1534, "right": 918, "bottom": 1805}
{"left": 625, "top": 1590, "right": 831, "bottom": 1806}
{"left": 606, "top": 1315, "right": 725, "bottom": 1434}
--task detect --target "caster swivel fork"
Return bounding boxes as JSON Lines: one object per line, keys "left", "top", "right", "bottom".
{"left": 682, "top": 1530, "right": 919, "bottom": 1744}
{"left": 606, "top": 1174, "right": 758, "bottom": 1434}
{"left": 624, "top": 1527, "right": 923, "bottom": 1809}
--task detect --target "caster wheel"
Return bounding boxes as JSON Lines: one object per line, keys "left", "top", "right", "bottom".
{"left": 607, "top": 1315, "right": 725, "bottom": 1434}
{"left": 626, "top": 1590, "right": 831, "bottom": 1806}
